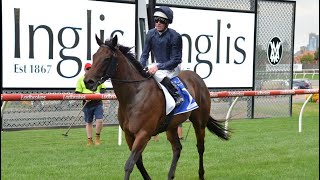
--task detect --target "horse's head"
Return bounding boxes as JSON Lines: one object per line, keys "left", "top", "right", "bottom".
{"left": 84, "top": 35, "right": 118, "bottom": 91}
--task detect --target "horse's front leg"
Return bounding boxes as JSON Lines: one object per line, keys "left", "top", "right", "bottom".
{"left": 136, "top": 156, "right": 150, "bottom": 180}
{"left": 166, "top": 128, "right": 182, "bottom": 180}
{"left": 124, "top": 131, "right": 151, "bottom": 180}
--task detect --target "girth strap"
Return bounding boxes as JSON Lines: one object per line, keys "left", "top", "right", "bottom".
{"left": 154, "top": 111, "right": 174, "bottom": 135}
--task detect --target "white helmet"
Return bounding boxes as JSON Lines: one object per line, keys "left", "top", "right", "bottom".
{"left": 153, "top": 6, "right": 173, "bottom": 24}
{"left": 154, "top": 11, "right": 168, "bottom": 19}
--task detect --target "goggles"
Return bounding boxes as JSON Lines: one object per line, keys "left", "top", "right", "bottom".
{"left": 154, "top": 17, "right": 167, "bottom": 24}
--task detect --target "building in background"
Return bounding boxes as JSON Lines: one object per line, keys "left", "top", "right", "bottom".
{"left": 307, "top": 33, "right": 319, "bottom": 51}
{"left": 295, "top": 33, "right": 319, "bottom": 61}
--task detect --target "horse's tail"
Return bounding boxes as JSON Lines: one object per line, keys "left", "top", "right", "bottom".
{"left": 207, "top": 116, "right": 230, "bottom": 140}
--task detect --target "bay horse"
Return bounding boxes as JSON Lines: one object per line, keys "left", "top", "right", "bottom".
{"left": 84, "top": 35, "right": 230, "bottom": 180}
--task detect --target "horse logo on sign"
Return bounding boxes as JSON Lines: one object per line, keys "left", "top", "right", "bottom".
{"left": 267, "top": 37, "right": 283, "bottom": 66}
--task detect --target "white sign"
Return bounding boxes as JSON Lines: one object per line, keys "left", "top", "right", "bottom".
{"left": 2, "top": 0, "right": 135, "bottom": 88}
{"left": 170, "top": 7, "right": 255, "bottom": 88}
{"left": 293, "top": 64, "right": 302, "bottom": 71}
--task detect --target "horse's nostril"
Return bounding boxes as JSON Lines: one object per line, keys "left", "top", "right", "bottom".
{"left": 84, "top": 79, "right": 95, "bottom": 89}
{"left": 88, "top": 79, "right": 94, "bottom": 84}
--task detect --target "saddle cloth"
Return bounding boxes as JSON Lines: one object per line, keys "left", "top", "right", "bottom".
{"left": 160, "top": 77, "right": 199, "bottom": 115}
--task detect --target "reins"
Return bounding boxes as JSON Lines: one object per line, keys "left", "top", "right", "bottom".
{"left": 111, "top": 75, "right": 153, "bottom": 83}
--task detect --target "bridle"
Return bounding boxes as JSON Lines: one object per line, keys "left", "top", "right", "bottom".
{"left": 97, "top": 44, "right": 152, "bottom": 84}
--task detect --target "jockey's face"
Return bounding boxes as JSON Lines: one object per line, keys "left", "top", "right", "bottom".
{"left": 154, "top": 17, "right": 168, "bottom": 32}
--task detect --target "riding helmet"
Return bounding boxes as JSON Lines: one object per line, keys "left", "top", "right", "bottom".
{"left": 154, "top": 6, "right": 173, "bottom": 24}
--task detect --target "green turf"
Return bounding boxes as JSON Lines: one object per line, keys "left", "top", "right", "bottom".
{"left": 294, "top": 73, "right": 319, "bottom": 80}
{"left": 1, "top": 103, "right": 319, "bottom": 180}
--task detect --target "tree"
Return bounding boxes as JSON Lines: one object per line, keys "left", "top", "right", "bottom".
{"left": 300, "top": 53, "right": 314, "bottom": 64}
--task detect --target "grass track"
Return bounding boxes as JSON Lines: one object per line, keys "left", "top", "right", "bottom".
{"left": 1, "top": 103, "right": 319, "bottom": 180}
{"left": 294, "top": 74, "right": 319, "bottom": 80}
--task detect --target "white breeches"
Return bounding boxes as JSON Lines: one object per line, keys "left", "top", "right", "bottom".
{"left": 150, "top": 64, "right": 181, "bottom": 82}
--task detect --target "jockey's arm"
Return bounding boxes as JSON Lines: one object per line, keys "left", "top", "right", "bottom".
{"left": 157, "top": 35, "right": 182, "bottom": 70}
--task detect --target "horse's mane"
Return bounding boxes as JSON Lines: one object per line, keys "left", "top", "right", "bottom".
{"left": 117, "top": 45, "right": 150, "bottom": 78}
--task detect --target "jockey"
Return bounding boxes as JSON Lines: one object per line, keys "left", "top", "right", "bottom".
{"left": 140, "top": 6, "right": 184, "bottom": 106}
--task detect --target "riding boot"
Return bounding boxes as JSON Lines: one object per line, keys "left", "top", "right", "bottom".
{"left": 160, "top": 77, "right": 184, "bottom": 106}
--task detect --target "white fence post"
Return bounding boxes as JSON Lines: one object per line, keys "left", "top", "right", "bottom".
{"left": 225, "top": 97, "right": 240, "bottom": 133}
{"left": 118, "top": 125, "right": 122, "bottom": 146}
{"left": 299, "top": 94, "right": 313, "bottom": 133}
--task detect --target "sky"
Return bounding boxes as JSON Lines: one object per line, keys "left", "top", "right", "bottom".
{"left": 293, "top": 0, "right": 319, "bottom": 52}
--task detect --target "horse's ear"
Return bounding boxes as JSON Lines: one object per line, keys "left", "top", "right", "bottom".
{"left": 112, "top": 35, "right": 118, "bottom": 48}
{"left": 95, "top": 34, "right": 104, "bottom": 46}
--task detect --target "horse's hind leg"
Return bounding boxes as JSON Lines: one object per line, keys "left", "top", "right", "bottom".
{"left": 195, "top": 127, "right": 206, "bottom": 180}
{"left": 166, "top": 128, "right": 182, "bottom": 180}
{"left": 189, "top": 116, "right": 206, "bottom": 180}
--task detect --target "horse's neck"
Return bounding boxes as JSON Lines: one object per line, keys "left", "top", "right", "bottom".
{"left": 116, "top": 53, "right": 143, "bottom": 81}
{"left": 112, "top": 54, "right": 145, "bottom": 103}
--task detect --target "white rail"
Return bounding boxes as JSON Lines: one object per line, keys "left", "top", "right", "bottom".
{"left": 1, "top": 89, "right": 319, "bottom": 144}
{"left": 294, "top": 69, "right": 319, "bottom": 79}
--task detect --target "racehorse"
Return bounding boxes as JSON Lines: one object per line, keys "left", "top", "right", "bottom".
{"left": 84, "top": 35, "right": 230, "bottom": 180}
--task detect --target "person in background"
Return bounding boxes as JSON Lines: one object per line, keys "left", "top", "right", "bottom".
{"left": 75, "top": 63, "right": 106, "bottom": 146}
{"left": 178, "top": 124, "right": 183, "bottom": 140}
